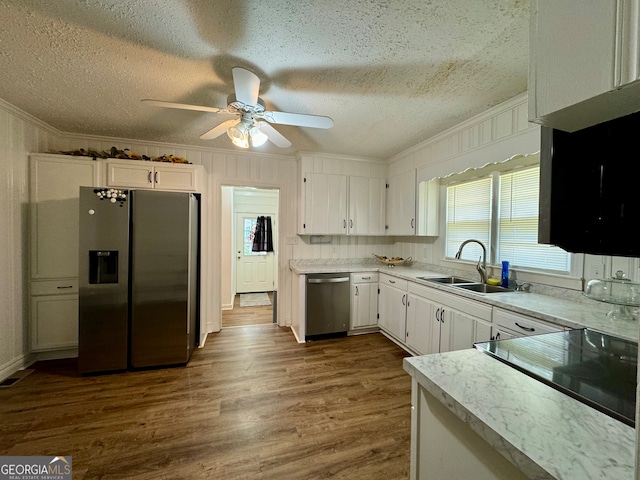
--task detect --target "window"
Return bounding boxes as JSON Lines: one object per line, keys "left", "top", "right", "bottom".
{"left": 446, "top": 177, "right": 492, "bottom": 261}
{"left": 446, "top": 165, "right": 570, "bottom": 273}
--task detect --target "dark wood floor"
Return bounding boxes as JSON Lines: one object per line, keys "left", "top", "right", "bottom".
{"left": 222, "top": 292, "right": 274, "bottom": 328}
{"left": 0, "top": 326, "right": 412, "bottom": 479}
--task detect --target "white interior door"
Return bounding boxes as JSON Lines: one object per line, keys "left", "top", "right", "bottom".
{"left": 235, "top": 213, "right": 275, "bottom": 293}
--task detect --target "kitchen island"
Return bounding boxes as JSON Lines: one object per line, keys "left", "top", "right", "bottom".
{"left": 403, "top": 348, "right": 635, "bottom": 480}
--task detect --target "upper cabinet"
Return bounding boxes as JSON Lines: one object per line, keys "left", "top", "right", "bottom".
{"left": 299, "top": 172, "right": 386, "bottom": 235}
{"left": 385, "top": 170, "right": 416, "bottom": 235}
{"left": 529, "top": 0, "right": 640, "bottom": 132}
{"left": 301, "top": 172, "right": 348, "bottom": 235}
{"left": 30, "top": 154, "right": 100, "bottom": 279}
{"left": 105, "top": 159, "right": 203, "bottom": 192}
{"left": 348, "top": 176, "right": 386, "bottom": 236}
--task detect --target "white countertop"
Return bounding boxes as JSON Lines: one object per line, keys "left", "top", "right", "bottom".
{"left": 404, "top": 349, "right": 636, "bottom": 480}
{"left": 290, "top": 261, "right": 639, "bottom": 342}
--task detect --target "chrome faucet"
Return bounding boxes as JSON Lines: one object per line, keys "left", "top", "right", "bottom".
{"left": 455, "top": 239, "right": 488, "bottom": 284}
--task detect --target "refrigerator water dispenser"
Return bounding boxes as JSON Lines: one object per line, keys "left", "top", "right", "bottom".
{"left": 89, "top": 250, "right": 119, "bottom": 284}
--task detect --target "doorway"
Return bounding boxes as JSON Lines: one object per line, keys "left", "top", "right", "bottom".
{"left": 221, "top": 186, "right": 279, "bottom": 328}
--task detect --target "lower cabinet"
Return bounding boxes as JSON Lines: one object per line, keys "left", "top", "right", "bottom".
{"left": 379, "top": 275, "right": 493, "bottom": 355}
{"left": 493, "top": 308, "right": 563, "bottom": 339}
{"left": 30, "top": 280, "right": 79, "bottom": 351}
{"left": 378, "top": 273, "right": 409, "bottom": 341}
{"left": 406, "top": 282, "right": 493, "bottom": 355}
{"left": 350, "top": 273, "right": 379, "bottom": 330}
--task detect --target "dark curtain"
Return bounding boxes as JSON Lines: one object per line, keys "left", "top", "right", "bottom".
{"left": 252, "top": 216, "right": 274, "bottom": 252}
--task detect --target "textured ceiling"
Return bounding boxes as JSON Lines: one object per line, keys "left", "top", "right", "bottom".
{"left": 0, "top": 0, "right": 530, "bottom": 160}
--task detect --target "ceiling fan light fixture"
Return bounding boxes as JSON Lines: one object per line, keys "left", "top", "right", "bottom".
{"left": 227, "top": 120, "right": 250, "bottom": 148}
{"left": 249, "top": 124, "right": 268, "bottom": 147}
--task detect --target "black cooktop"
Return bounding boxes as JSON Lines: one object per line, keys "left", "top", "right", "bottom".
{"left": 474, "top": 328, "right": 637, "bottom": 427}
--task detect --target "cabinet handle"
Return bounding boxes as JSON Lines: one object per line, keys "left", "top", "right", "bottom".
{"left": 515, "top": 322, "right": 535, "bottom": 332}
{"left": 355, "top": 286, "right": 359, "bottom": 296}
{"left": 402, "top": 294, "right": 406, "bottom": 306}
{"left": 389, "top": 279, "right": 396, "bottom": 284}
{"left": 411, "top": 218, "right": 415, "bottom": 228}
{"left": 154, "top": 171, "right": 158, "bottom": 183}
{"left": 349, "top": 219, "right": 353, "bottom": 229}
{"left": 436, "top": 307, "right": 440, "bottom": 322}
{"left": 440, "top": 308, "right": 445, "bottom": 323}
{"left": 362, "top": 276, "right": 371, "bottom": 280}
{"left": 147, "top": 171, "right": 152, "bottom": 183}
{"left": 56, "top": 285, "right": 73, "bottom": 289}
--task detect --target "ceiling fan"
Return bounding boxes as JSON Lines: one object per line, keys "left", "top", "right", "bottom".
{"left": 142, "top": 67, "right": 334, "bottom": 149}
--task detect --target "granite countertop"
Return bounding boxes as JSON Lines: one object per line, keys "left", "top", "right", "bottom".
{"left": 289, "top": 261, "right": 639, "bottom": 342}
{"left": 403, "top": 349, "right": 636, "bottom": 480}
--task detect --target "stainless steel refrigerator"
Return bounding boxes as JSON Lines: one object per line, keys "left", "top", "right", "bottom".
{"left": 78, "top": 187, "right": 199, "bottom": 374}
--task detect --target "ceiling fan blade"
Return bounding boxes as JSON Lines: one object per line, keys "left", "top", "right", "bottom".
{"left": 200, "top": 119, "right": 239, "bottom": 140}
{"left": 142, "top": 99, "right": 226, "bottom": 114}
{"left": 261, "top": 110, "right": 334, "bottom": 129}
{"left": 258, "top": 121, "right": 292, "bottom": 148}
{"left": 232, "top": 67, "right": 260, "bottom": 106}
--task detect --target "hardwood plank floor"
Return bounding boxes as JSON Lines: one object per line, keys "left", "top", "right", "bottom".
{"left": 0, "top": 326, "right": 412, "bottom": 479}
{"left": 222, "top": 292, "right": 274, "bottom": 328}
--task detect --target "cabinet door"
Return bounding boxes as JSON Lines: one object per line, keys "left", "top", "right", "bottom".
{"left": 154, "top": 164, "right": 199, "bottom": 191}
{"left": 351, "top": 282, "right": 378, "bottom": 329}
{"left": 406, "top": 294, "right": 439, "bottom": 355}
{"left": 528, "top": 0, "right": 640, "bottom": 131}
{"left": 378, "top": 283, "right": 406, "bottom": 341}
{"left": 303, "top": 173, "right": 347, "bottom": 234}
{"left": 31, "top": 294, "right": 79, "bottom": 350}
{"left": 441, "top": 310, "right": 493, "bottom": 353}
{"left": 30, "top": 155, "right": 99, "bottom": 279}
{"left": 106, "top": 160, "right": 154, "bottom": 189}
{"left": 386, "top": 170, "right": 416, "bottom": 235}
{"left": 440, "top": 309, "right": 473, "bottom": 353}
{"left": 349, "top": 176, "right": 386, "bottom": 235}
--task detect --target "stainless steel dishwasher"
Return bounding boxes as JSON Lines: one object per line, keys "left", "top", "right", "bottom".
{"left": 305, "top": 273, "right": 350, "bottom": 339}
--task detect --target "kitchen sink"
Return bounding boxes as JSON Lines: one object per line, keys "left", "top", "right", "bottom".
{"left": 454, "top": 283, "right": 514, "bottom": 293}
{"left": 417, "top": 276, "right": 473, "bottom": 284}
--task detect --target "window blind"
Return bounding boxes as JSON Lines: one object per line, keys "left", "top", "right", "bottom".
{"left": 498, "top": 167, "right": 570, "bottom": 272}
{"left": 446, "top": 177, "right": 492, "bottom": 261}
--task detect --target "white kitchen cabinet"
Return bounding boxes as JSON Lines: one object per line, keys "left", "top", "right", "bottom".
{"left": 407, "top": 282, "right": 493, "bottom": 354}
{"left": 350, "top": 272, "right": 379, "bottom": 330}
{"left": 386, "top": 170, "right": 416, "bottom": 235}
{"left": 300, "top": 172, "right": 385, "bottom": 235}
{"left": 30, "top": 154, "right": 100, "bottom": 279}
{"left": 493, "top": 308, "right": 562, "bottom": 339}
{"left": 378, "top": 274, "right": 409, "bottom": 341}
{"left": 405, "top": 293, "right": 440, "bottom": 355}
{"left": 105, "top": 159, "right": 202, "bottom": 192}
{"left": 529, "top": 0, "right": 640, "bottom": 132}
{"left": 30, "top": 293, "right": 78, "bottom": 351}
{"left": 348, "top": 176, "right": 386, "bottom": 235}
{"left": 29, "top": 153, "right": 100, "bottom": 352}
{"left": 301, "top": 172, "right": 348, "bottom": 234}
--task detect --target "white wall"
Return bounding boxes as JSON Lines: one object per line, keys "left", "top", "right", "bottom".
{"left": 0, "top": 99, "right": 65, "bottom": 379}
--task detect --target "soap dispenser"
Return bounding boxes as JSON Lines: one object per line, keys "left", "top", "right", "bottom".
{"left": 501, "top": 261, "right": 509, "bottom": 288}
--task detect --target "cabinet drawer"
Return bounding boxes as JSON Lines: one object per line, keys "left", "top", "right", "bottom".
{"left": 351, "top": 272, "right": 378, "bottom": 284}
{"left": 379, "top": 273, "right": 408, "bottom": 290}
{"left": 31, "top": 279, "right": 79, "bottom": 295}
{"left": 493, "top": 308, "right": 561, "bottom": 336}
